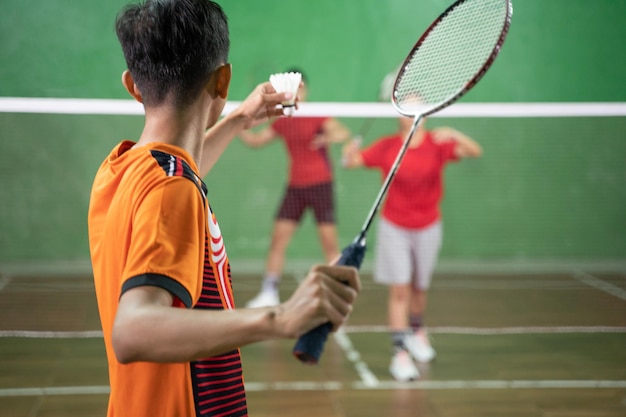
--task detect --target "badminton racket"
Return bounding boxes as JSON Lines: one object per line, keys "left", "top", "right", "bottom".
{"left": 293, "top": 0, "right": 513, "bottom": 364}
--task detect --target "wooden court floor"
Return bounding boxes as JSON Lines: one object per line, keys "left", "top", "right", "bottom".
{"left": 0, "top": 269, "right": 625, "bottom": 416}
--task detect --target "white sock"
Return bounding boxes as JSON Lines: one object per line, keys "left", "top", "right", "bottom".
{"left": 261, "top": 274, "right": 279, "bottom": 293}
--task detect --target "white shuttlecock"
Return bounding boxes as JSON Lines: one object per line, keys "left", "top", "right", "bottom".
{"left": 269, "top": 71, "right": 301, "bottom": 116}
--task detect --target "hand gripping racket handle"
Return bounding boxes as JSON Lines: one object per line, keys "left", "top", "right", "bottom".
{"left": 292, "top": 235, "right": 366, "bottom": 364}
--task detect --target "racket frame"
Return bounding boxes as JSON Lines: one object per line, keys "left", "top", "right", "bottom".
{"left": 393, "top": 0, "right": 513, "bottom": 118}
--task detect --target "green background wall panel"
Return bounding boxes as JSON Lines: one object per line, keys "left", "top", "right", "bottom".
{"left": 0, "top": 0, "right": 624, "bottom": 263}
{"left": 1, "top": 114, "right": 623, "bottom": 261}
{"left": 1, "top": 1, "right": 625, "bottom": 101}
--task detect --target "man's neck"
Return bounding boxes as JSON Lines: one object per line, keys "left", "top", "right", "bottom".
{"left": 135, "top": 104, "right": 206, "bottom": 165}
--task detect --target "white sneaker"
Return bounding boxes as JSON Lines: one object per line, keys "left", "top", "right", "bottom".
{"left": 405, "top": 330, "right": 436, "bottom": 363}
{"left": 389, "top": 350, "right": 420, "bottom": 382}
{"left": 245, "top": 290, "right": 279, "bottom": 308}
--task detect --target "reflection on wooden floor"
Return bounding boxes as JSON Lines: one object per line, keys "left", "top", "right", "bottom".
{"left": 0, "top": 271, "right": 625, "bottom": 416}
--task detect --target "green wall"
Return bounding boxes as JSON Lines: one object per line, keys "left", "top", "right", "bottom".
{"left": 0, "top": 0, "right": 625, "bottom": 263}
{"left": 2, "top": 0, "right": 626, "bottom": 101}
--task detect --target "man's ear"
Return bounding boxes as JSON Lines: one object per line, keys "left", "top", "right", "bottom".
{"left": 211, "top": 64, "right": 231, "bottom": 99}
{"left": 121, "top": 70, "right": 143, "bottom": 103}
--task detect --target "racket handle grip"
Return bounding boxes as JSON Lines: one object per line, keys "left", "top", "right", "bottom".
{"left": 292, "top": 237, "right": 366, "bottom": 364}
{"left": 335, "top": 236, "right": 367, "bottom": 269}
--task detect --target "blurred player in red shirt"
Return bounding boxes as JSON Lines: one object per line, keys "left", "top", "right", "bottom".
{"left": 343, "top": 116, "right": 482, "bottom": 381}
{"left": 239, "top": 69, "right": 352, "bottom": 308}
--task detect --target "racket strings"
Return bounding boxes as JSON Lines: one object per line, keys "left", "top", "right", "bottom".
{"left": 395, "top": 0, "right": 510, "bottom": 114}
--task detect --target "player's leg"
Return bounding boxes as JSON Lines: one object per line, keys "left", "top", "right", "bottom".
{"left": 247, "top": 187, "right": 305, "bottom": 308}
{"left": 374, "top": 218, "right": 419, "bottom": 381}
{"left": 404, "top": 220, "right": 442, "bottom": 363}
{"left": 265, "top": 219, "right": 300, "bottom": 278}
{"left": 316, "top": 223, "right": 340, "bottom": 264}
{"left": 309, "top": 181, "right": 340, "bottom": 263}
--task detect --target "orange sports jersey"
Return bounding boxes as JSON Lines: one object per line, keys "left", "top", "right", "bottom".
{"left": 88, "top": 141, "right": 247, "bottom": 417}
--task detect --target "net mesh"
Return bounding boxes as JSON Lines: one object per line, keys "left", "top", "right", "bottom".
{"left": 394, "top": 0, "right": 510, "bottom": 115}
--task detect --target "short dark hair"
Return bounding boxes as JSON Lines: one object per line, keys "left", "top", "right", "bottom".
{"left": 115, "top": 0, "right": 230, "bottom": 107}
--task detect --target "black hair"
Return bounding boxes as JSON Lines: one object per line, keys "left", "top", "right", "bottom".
{"left": 115, "top": 0, "right": 230, "bottom": 107}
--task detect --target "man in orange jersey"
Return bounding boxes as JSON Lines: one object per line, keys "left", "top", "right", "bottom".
{"left": 87, "top": 1, "right": 360, "bottom": 416}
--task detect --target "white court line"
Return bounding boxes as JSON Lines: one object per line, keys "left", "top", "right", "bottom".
{"left": 0, "top": 386, "right": 111, "bottom": 397}
{"left": 572, "top": 271, "right": 626, "bottom": 301}
{"left": 2, "top": 380, "right": 625, "bottom": 397}
{"left": 0, "top": 330, "right": 104, "bottom": 338}
{"left": 352, "top": 379, "right": 626, "bottom": 390}
{"left": 3, "top": 259, "right": 625, "bottom": 277}
{"left": 342, "top": 325, "right": 626, "bottom": 335}
{"left": 3, "top": 326, "right": 626, "bottom": 339}
{"left": 245, "top": 381, "right": 343, "bottom": 392}
{"left": 333, "top": 329, "right": 379, "bottom": 387}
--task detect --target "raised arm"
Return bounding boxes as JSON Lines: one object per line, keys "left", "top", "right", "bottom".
{"left": 311, "top": 118, "right": 352, "bottom": 149}
{"left": 341, "top": 137, "right": 365, "bottom": 169}
{"left": 238, "top": 125, "right": 278, "bottom": 148}
{"left": 323, "top": 118, "right": 352, "bottom": 144}
{"left": 431, "top": 127, "right": 483, "bottom": 158}
{"left": 199, "top": 82, "right": 293, "bottom": 177}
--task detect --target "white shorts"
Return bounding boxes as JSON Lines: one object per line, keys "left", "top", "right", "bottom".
{"left": 373, "top": 218, "right": 442, "bottom": 290}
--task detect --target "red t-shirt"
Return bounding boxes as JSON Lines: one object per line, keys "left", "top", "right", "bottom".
{"left": 361, "top": 132, "right": 458, "bottom": 229}
{"left": 271, "top": 117, "right": 332, "bottom": 186}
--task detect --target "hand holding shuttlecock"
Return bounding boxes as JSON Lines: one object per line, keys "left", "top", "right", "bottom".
{"left": 269, "top": 71, "right": 301, "bottom": 116}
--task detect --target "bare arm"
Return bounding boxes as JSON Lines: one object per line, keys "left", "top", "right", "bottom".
{"left": 341, "top": 137, "right": 365, "bottom": 168}
{"left": 112, "top": 264, "right": 360, "bottom": 364}
{"left": 431, "top": 127, "right": 483, "bottom": 158}
{"left": 311, "top": 118, "right": 352, "bottom": 149}
{"left": 199, "top": 81, "right": 293, "bottom": 177}
{"left": 238, "top": 125, "right": 278, "bottom": 148}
